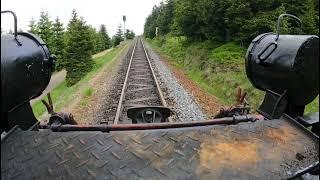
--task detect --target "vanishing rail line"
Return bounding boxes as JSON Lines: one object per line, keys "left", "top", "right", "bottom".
{"left": 113, "top": 37, "right": 167, "bottom": 124}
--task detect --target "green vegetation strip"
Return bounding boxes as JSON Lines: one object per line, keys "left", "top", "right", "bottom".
{"left": 32, "top": 41, "right": 130, "bottom": 119}
{"left": 147, "top": 36, "right": 318, "bottom": 114}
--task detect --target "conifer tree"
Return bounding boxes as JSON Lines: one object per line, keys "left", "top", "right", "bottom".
{"left": 301, "top": 0, "right": 318, "bottom": 35}
{"left": 99, "top": 24, "right": 111, "bottom": 49}
{"left": 125, "top": 29, "right": 135, "bottom": 39}
{"left": 52, "top": 17, "right": 65, "bottom": 71}
{"left": 63, "top": 9, "right": 94, "bottom": 86}
{"left": 143, "top": 0, "right": 319, "bottom": 43}
{"left": 113, "top": 24, "right": 124, "bottom": 47}
{"left": 37, "top": 11, "right": 54, "bottom": 48}
{"left": 28, "top": 18, "right": 38, "bottom": 34}
{"left": 88, "top": 26, "right": 104, "bottom": 53}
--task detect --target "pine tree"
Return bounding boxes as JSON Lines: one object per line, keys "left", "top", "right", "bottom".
{"left": 37, "top": 11, "right": 54, "bottom": 48}
{"left": 99, "top": 24, "right": 111, "bottom": 49}
{"left": 52, "top": 17, "right": 65, "bottom": 71}
{"left": 125, "top": 29, "right": 135, "bottom": 39}
{"left": 125, "top": 29, "right": 130, "bottom": 39}
{"left": 113, "top": 24, "right": 124, "bottom": 47}
{"left": 88, "top": 26, "right": 98, "bottom": 53}
{"left": 144, "top": 0, "right": 320, "bottom": 43}
{"left": 96, "top": 33, "right": 105, "bottom": 52}
{"left": 68, "top": 9, "right": 78, "bottom": 27}
{"left": 301, "top": 0, "right": 318, "bottom": 35}
{"left": 88, "top": 26, "right": 104, "bottom": 53}
{"left": 28, "top": 18, "right": 38, "bottom": 34}
{"left": 144, "top": 5, "right": 160, "bottom": 38}
{"left": 63, "top": 10, "right": 94, "bottom": 86}
{"left": 156, "top": 0, "right": 174, "bottom": 36}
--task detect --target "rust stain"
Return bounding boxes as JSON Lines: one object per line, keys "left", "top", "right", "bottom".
{"left": 194, "top": 124, "right": 308, "bottom": 177}
{"left": 198, "top": 141, "right": 260, "bottom": 173}
{"left": 111, "top": 121, "right": 311, "bottom": 178}
{"left": 264, "top": 125, "right": 303, "bottom": 150}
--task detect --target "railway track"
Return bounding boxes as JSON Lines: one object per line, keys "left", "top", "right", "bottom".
{"left": 111, "top": 37, "right": 170, "bottom": 124}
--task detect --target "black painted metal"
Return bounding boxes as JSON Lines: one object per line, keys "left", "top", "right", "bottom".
{"left": 245, "top": 32, "right": 319, "bottom": 106}
{"left": 296, "top": 112, "right": 319, "bottom": 127}
{"left": 1, "top": 11, "right": 21, "bottom": 45}
{"left": 127, "top": 106, "right": 171, "bottom": 123}
{"left": 296, "top": 112, "right": 319, "bottom": 136}
{"left": 257, "top": 89, "right": 288, "bottom": 119}
{"left": 1, "top": 31, "right": 55, "bottom": 131}
{"left": 245, "top": 14, "right": 319, "bottom": 120}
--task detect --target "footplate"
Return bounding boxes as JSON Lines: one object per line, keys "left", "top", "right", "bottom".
{"left": 127, "top": 106, "right": 171, "bottom": 123}
{"left": 1, "top": 115, "right": 319, "bottom": 180}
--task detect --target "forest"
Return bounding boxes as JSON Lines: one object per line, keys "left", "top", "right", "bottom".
{"left": 28, "top": 10, "right": 135, "bottom": 86}
{"left": 144, "top": 0, "right": 319, "bottom": 42}
{"left": 144, "top": 0, "right": 319, "bottom": 112}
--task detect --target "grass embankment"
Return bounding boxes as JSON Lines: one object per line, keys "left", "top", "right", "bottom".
{"left": 32, "top": 42, "right": 129, "bottom": 118}
{"left": 147, "top": 36, "right": 318, "bottom": 114}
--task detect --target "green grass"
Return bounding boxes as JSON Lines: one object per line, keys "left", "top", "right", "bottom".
{"left": 80, "top": 87, "right": 94, "bottom": 107}
{"left": 210, "top": 42, "right": 246, "bottom": 65}
{"left": 147, "top": 36, "right": 318, "bottom": 114}
{"left": 305, "top": 96, "right": 319, "bottom": 114}
{"left": 83, "top": 87, "right": 93, "bottom": 97}
{"left": 32, "top": 41, "right": 130, "bottom": 118}
{"left": 32, "top": 81, "right": 67, "bottom": 117}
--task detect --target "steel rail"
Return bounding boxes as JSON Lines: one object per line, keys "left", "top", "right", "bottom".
{"left": 140, "top": 39, "right": 167, "bottom": 107}
{"left": 114, "top": 39, "right": 138, "bottom": 124}
{"left": 113, "top": 37, "right": 169, "bottom": 124}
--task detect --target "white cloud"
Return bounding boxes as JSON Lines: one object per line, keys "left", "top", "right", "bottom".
{"left": 1, "top": 0, "right": 163, "bottom": 36}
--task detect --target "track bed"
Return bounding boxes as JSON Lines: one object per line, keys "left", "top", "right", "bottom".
{"left": 113, "top": 38, "right": 167, "bottom": 124}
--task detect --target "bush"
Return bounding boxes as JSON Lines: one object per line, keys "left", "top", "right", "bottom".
{"left": 210, "top": 42, "right": 246, "bottom": 64}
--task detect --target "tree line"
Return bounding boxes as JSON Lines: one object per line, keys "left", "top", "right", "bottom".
{"left": 28, "top": 10, "right": 135, "bottom": 86}
{"left": 144, "top": 0, "right": 319, "bottom": 44}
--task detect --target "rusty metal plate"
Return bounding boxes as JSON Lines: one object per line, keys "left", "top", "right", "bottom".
{"left": 1, "top": 117, "right": 318, "bottom": 180}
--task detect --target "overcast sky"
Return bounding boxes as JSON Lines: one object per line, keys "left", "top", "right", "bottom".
{"left": 1, "top": 0, "right": 162, "bottom": 36}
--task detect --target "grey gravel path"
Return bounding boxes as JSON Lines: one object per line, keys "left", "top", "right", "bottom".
{"left": 144, "top": 41, "right": 207, "bottom": 122}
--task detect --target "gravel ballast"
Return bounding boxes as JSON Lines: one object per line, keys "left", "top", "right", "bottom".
{"left": 144, "top": 42, "right": 207, "bottom": 122}
{"left": 93, "top": 43, "right": 134, "bottom": 124}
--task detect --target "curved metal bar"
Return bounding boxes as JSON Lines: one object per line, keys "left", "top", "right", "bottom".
{"left": 276, "top": 13, "right": 302, "bottom": 41}
{"left": 1, "top": 10, "right": 22, "bottom": 46}
{"left": 41, "top": 114, "right": 264, "bottom": 132}
{"left": 1, "top": 10, "right": 18, "bottom": 38}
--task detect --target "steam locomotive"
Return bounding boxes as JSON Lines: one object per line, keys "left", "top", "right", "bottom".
{"left": 1, "top": 11, "right": 319, "bottom": 179}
